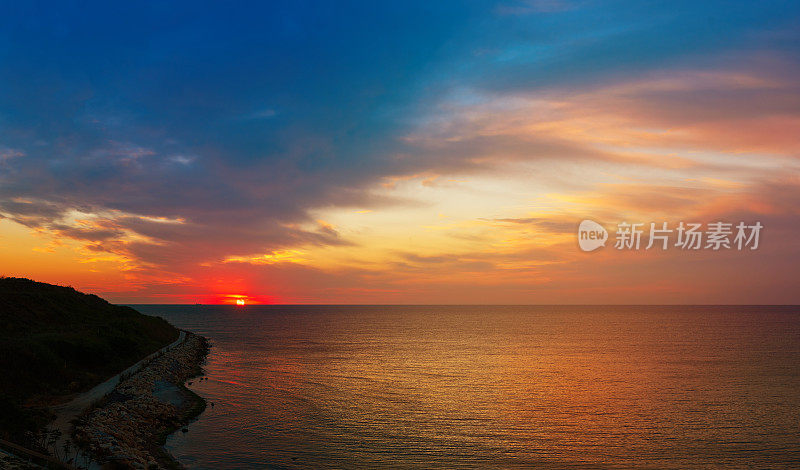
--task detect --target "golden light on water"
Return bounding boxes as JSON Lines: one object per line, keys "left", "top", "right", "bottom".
{"left": 157, "top": 305, "right": 800, "bottom": 468}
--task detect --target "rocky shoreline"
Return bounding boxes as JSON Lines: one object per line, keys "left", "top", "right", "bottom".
{"left": 72, "top": 332, "right": 209, "bottom": 469}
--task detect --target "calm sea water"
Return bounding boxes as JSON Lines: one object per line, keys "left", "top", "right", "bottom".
{"left": 131, "top": 305, "right": 800, "bottom": 469}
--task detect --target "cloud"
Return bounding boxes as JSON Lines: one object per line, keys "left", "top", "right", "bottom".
{"left": 246, "top": 109, "right": 277, "bottom": 120}
{"left": 0, "top": 147, "right": 24, "bottom": 162}
{"left": 496, "top": 0, "right": 580, "bottom": 15}
{"left": 485, "top": 217, "right": 575, "bottom": 234}
{"left": 0, "top": 1, "right": 798, "bottom": 302}
{"left": 168, "top": 155, "right": 196, "bottom": 165}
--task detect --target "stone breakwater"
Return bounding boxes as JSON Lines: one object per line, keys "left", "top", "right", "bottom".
{"left": 73, "top": 333, "right": 209, "bottom": 469}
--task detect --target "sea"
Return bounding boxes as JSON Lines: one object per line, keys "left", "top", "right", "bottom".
{"left": 130, "top": 305, "right": 800, "bottom": 469}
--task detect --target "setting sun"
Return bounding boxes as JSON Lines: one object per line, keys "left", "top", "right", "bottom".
{"left": 236, "top": 299, "right": 245, "bottom": 306}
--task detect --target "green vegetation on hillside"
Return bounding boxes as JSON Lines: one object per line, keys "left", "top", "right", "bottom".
{"left": 0, "top": 277, "right": 178, "bottom": 443}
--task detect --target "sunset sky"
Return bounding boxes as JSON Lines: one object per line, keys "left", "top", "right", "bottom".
{"left": 0, "top": 1, "right": 798, "bottom": 304}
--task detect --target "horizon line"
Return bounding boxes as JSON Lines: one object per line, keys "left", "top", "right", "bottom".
{"left": 123, "top": 303, "right": 800, "bottom": 307}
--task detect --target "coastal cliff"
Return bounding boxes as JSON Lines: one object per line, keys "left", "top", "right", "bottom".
{"left": 0, "top": 278, "right": 209, "bottom": 469}
{"left": 0, "top": 277, "right": 179, "bottom": 447}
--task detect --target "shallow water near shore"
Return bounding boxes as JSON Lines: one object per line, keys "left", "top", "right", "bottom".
{"left": 131, "top": 305, "right": 800, "bottom": 469}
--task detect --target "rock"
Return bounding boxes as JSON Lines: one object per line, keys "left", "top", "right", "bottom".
{"left": 72, "top": 334, "right": 208, "bottom": 468}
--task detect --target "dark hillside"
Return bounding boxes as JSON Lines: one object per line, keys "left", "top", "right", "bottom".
{"left": 0, "top": 277, "right": 178, "bottom": 441}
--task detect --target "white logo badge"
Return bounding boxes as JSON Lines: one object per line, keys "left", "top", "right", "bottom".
{"left": 578, "top": 219, "right": 607, "bottom": 252}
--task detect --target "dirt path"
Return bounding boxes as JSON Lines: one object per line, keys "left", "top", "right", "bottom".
{"left": 47, "top": 330, "right": 186, "bottom": 466}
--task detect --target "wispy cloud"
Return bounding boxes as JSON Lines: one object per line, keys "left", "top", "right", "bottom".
{"left": 0, "top": 1, "right": 798, "bottom": 302}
